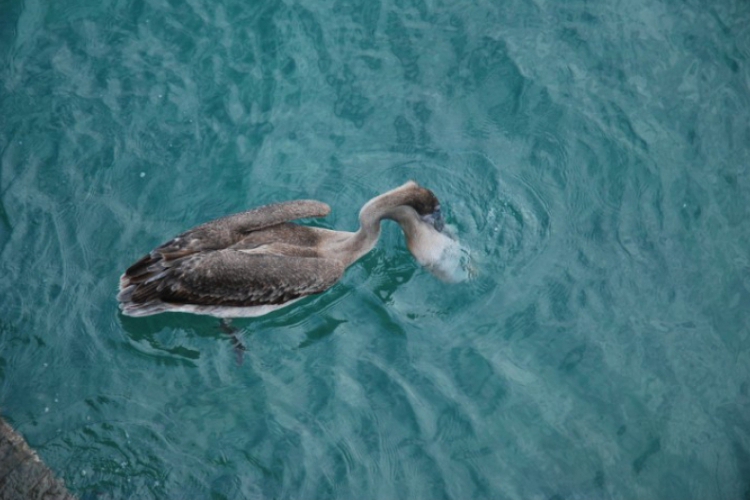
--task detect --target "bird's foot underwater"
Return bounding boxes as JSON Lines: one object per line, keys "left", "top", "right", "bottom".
{"left": 220, "top": 319, "right": 247, "bottom": 365}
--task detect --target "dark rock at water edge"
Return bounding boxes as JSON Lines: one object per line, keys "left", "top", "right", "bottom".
{"left": 0, "top": 416, "right": 76, "bottom": 500}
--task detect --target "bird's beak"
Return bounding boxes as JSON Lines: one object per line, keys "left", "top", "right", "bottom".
{"left": 422, "top": 206, "right": 445, "bottom": 232}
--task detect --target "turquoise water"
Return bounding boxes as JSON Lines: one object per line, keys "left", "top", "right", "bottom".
{"left": 1, "top": 0, "right": 749, "bottom": 497}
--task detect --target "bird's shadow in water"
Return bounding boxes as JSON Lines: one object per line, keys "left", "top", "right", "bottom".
{"left": 259, "top": 285, "right": 354, "bottom": 350}
{"left": 364, "top": 248, "right": 419, "bottom": 303}
{"left": 295, "top": 316, "right": 348, "bottom": 349}
{"left": 118, "top": 312, "right": 252, "bottom": 366}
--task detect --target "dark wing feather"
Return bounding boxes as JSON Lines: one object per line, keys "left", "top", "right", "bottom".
{"left": 125, "top": 250, "right": 345, "bottom": 308}
{"left": 125, "top": 200, "right": 330, "bottom": 277}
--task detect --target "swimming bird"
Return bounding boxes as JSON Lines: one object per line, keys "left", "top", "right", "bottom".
{"left": 117, "top": 181, "right": 454, "bottom": 321}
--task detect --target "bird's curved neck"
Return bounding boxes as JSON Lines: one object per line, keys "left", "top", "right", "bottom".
{"left": 340, "top": 190, "right": 422, "bottom": 265}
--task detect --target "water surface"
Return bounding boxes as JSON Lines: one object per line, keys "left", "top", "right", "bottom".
{"left": 1, "top": 0, "right": 749, "bottom": 498}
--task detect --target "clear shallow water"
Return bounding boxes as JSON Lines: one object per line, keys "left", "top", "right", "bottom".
{"left": 1, "top": 0, "right": 749, "bottom": 498}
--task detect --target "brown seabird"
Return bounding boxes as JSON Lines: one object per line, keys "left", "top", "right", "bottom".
{"left": 117, "top": 181, "right": 456, "bottom": 320}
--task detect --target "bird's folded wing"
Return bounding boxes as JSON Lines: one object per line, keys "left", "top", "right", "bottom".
{"left": 125, "top": 200, "right": 331, "bottom": 274}
{"left": 130, "top": 250, "right": 345, "bottom": 307}
{"left": 197, "top": 200, "right": 331, "bottom": 235}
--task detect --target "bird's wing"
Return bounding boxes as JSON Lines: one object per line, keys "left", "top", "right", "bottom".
{"left": 122, "top": 250, "right": 345, "bottom": 308}
{"left": 195, "top": 200, "right": 331, "bottom": 236}
{"left": 124, "top": 200, "right": 331, "bottom": 276}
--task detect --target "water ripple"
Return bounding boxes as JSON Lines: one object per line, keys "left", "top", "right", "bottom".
{"left": 2, "top": 0, "right": 750, "bottom": 498}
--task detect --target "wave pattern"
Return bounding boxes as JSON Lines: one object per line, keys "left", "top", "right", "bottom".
{"left": 1, "top": 0, "right": 749, "bottom": 498}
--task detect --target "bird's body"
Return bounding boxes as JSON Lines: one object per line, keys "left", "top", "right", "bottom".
{"left": 118, "top": 181, "right": 452, "bottom": 318}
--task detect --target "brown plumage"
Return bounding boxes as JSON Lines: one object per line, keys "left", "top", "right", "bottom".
{"left": 118, "top": 181, "right": 448, "bottom": 319}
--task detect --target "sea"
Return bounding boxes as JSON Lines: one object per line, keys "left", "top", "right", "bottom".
{"left": 1, "top": 0, "right": 749, "bottom": 498}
